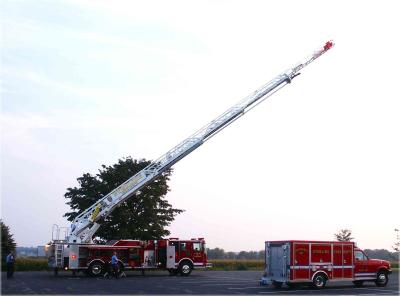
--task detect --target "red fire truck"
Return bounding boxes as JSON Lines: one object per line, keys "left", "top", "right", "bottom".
{"left": 260, "top": 240, "right": 392, "bottom": 289}
{"left": 47, "top": 238, "right": 208, "bottom": 276}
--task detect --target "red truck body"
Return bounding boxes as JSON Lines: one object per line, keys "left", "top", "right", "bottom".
{"left": 48, "top": 238, "right": 209, "bottom": 276}
{"left": 260, "top": 240, "right": 392, "bottom": 288}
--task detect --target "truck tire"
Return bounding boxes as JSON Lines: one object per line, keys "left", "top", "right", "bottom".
{"left": 88, "top": 261, "right": 105, "bottom": 277}
{"left": 179, "top": 261, "right": 193, "bottom": 276}
{"left": 312, "top": 273, "right": 327, "bottom": 289}
{"left": 353, "top": 280, "right": 364, "bottom": 287}
{"left": 375, "top": 270, "right": 388, "bottom": 287}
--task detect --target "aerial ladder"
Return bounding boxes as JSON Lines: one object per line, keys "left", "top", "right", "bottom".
{"left": 64, "top": 41, "right": 334, "bottom": 244}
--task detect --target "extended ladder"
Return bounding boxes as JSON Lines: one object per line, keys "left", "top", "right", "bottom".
{"left": 68, "top": 41, "right": 334, "bottom": 243}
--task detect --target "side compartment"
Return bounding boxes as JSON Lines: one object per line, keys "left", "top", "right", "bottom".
{"left": 292, "top": 242, "right": 310, "bottom": 280}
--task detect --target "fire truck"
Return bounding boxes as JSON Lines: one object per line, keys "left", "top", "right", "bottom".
{"left": 47, "top": 237, "right": 207, "bottom": 276}
{"left": 47, "top": 41, "right": 334, "bottom": 276}
{"left": 260, "top": 240, "right": 392, "bottom": 289}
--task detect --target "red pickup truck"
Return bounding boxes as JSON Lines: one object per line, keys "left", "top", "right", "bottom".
{"left": 260, "top": 240, "right": 392, "bottom": 289}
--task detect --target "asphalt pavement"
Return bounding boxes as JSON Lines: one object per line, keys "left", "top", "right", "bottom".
{"left": 2, "top": 270, "right": 399, "bottom": 295}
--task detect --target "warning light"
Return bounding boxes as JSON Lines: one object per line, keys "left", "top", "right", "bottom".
{"left": 71, "top": 254, "right": 77, "bottom": 260}
{"left": 324, "top": 40, "right": 334, "bottom": 51}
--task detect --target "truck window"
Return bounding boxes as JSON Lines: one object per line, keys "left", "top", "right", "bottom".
{"left": 193, "top": 242, "right": 202, "bottom": 252}
{"left": 180, "top": 242, "right": 187, "bottom": 252}
{"left": 355, "top": 250, "right": 366, "bottom": 261}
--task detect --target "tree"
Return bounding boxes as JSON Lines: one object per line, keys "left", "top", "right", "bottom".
{"left": 64, "top": 157, "right": 183, "bottom": 241}
{"left": 334, "top": 229, "right": 354, "bottom": 241}
{"left": 1, "top": 220, "right": 16, "bottom": 264}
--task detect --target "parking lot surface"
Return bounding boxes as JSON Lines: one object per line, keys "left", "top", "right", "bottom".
{"left": 2, "top": 270, "right": 399, "bottom": 294}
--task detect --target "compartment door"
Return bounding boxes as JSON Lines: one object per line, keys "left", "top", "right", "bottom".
{"left": 293, "top": 243, "right": 310, "bottom": 279}
{"left": 166, "top": 246, "right": 176, "bottom": 269}
{"left": 343, "top": 244, "right": 353, "bottom": 278}
{"left": 332, "top": 244, "right": 343, "bottom": 278}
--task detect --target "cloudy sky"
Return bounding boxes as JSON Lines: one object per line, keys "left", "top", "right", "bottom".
{"left": 1, "top": 0, "right": 399, "bottom": 251}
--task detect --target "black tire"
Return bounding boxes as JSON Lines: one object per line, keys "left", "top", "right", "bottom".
{"left": 375, "top": 270, "right": 388, "bottom": 287}
{"left": 272, "top": 281, "right": 283, "bottom": 288}
{"left": 88, "top": 261, "right": 105, "bottom": 277}
{"left": 179, "top": 261, "right": 193, "bottom": 276}
{"left": 353, "top": 280, "right": 364, "bottom": 287}
{"left": 312, "top": 273, "right": 327, "bottom": 289}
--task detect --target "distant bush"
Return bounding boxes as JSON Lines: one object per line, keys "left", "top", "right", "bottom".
{"left": 209, "top": 259, "right": 264, "bottom": 271}
{"left": 15, "top": 257, "right": 48, "bottom": 271}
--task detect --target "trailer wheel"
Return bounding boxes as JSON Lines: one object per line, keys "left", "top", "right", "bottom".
{"left": 312, "top": 273, "right": 327, "bottom": 289}
{"left": 375, "top": 270, "right": 388, "bottom": 287}
{"left": 88, "top": 261, "right": 105, "bottom": 277}
{"left": 179, "top": 261, "right": 193, "bottom": 276}
{"left": 353, "top": 280, "right": 364, "bottom": 287}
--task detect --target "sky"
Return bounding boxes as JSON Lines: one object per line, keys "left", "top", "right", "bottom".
{"left": 1, "top": 0, "right": 399, "bottom": 252}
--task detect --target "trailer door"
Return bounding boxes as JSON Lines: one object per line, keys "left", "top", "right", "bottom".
{"left": 269, "top": 243, "right": 288, "bottom": 281}
{"left": 293, "top": 243, "right": 310, "bottom": 279}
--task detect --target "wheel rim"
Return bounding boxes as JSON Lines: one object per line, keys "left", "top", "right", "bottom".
{"left": 92, "top": 264, "right": 102, "bottom": 275}
{"left": 378, "top": 273, "right": 387, "bottom": 284}
{"left": 182, "top": 264, "right": 190, "bottom": 274}
{"left": 315, "top": 276, "right": 324, "bottom": 287}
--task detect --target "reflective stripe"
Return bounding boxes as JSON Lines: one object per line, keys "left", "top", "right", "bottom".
{"left": 355, "top": 272, "right": 376, "bottom": 276}
{"left": 290, "top": 265, "right": 354, "bottom": 269}
{"left": 193, "top": 263, "right": 205, "bottom": 266}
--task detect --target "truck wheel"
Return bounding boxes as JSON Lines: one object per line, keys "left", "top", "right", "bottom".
{"left": 179, "top": 261, "right": 193, "bottom": 276}
{"left": 88, "top": 261, "right": 105, "bottom": 277}
{"left": 375, "top": 271, "right": 388, "bottom": 287}
{"left": 272, "top": 281, "right": 283, "bottom": 288}
{"left": 353, "top": 280, "right": 364, "bottom": 287}
{"left": 312, "top": 273, "right": 327, "bottom": 289}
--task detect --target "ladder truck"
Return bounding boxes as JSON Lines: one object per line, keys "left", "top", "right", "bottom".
{"left": 47, "top": 41, "right": 335, "bottom": 276}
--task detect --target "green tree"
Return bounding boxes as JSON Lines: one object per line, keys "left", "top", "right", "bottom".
{"left": 64, "top": 157, "right": 183, "bottom": 241}
{"left": 1, "top": 220, "right": 17, "bottom": 265}
{"left": 334, "top": 229, "right": 354, "bottom": 241}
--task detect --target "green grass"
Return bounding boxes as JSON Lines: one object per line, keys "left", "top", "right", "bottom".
{"left": 2, "top": 258, "right": 49, "bottom": 271}
{"left": 209, "top": 259, "right": 264, "bottom": 271}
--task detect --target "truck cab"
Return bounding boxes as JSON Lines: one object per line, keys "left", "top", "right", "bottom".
{"left": 353, "top": 248, "right": 391, "bottom": 287}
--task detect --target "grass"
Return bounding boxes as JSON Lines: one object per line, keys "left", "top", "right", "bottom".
{"left": 1, "top": 257, "right": 49, "bottom": 272}
{"left": 209, "top": 259, "right": 264, "bottom": 271}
